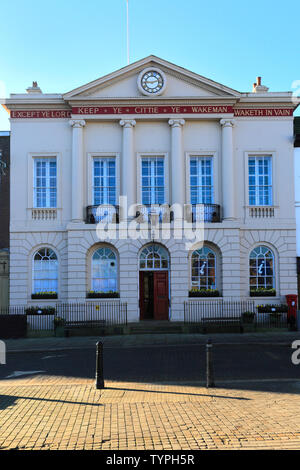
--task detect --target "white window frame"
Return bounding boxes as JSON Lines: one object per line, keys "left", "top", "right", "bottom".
{"left": 137, "top": 153, "right": 169, "bottom": 205}
{"left": 185, "top": 152, "right": 218, "bottom": 205}
{"left": 249, "top": 245, "right": 276, "bottom": 291}
{"left": 32, "top": 247, "right": 59, "bottom": 295}
{"left": 91, "top": 246, "right": 118, "bottom": 293}
{"left": 244, "top": 151, "right": 276, "bottom": 207}
{"left": 27, "top": 153, "right": 61, "bottom": 210}
{"left": 248, "top": 155, "right": 273, "bottom": 206}
{"left": 190, "top": 246, "right": 217, "bottom": 290}
{"left": 87, "top": 153, "right": 120, "bottom": 207}
{"left": 33, "top": 158, "right": 57, "bottom": 208}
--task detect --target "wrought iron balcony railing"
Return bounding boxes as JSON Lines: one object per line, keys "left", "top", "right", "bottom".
{"left": 135, "top": 204, "right": 172, "bottom": 223}
{"left": 86, "top": 205, "right": 119, "bottom": 224}
{"left": 185, "top": 204, "right": 221, "bottom": 223}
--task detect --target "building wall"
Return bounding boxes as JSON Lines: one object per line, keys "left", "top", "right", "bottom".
{"left": 0, "top": 134, "right": 10, "bottom": 249}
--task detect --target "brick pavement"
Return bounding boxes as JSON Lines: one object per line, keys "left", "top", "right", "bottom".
{"left": 1, "top": 374, "right": 300, "bottom": 450}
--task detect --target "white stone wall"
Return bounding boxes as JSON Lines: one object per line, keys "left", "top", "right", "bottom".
{"left": 9, "top": 225, "right": 297, "bottom": 320}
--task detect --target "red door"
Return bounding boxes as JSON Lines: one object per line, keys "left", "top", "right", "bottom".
{"left": 153, "top": 271, "right": 169, "bottom": 320}
{"left": 139, "top": 271, "right": 169, "bottom": 321}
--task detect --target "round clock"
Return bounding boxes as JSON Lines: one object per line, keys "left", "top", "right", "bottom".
{"left": 138, "top": 68, "right": 166, "bottom": 96}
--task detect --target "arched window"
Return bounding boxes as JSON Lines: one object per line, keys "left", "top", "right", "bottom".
{"left": 139, "top": 244, "right": 169, "bottom": 270}
{"left": 191, "top": 246, "right": 216, "bottom": 289}
{"left": 33, "top": 248, "right": 58, "bottom": 293}
{"left": 249, "top": 245, "right": 275, "bottom": 290}
{"left": 92, "top": 247, "right": 118, "bottom": 292}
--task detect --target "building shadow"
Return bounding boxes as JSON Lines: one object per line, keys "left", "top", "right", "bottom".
{"left": 1, "top": 342, "right": 300, "bottom": 396}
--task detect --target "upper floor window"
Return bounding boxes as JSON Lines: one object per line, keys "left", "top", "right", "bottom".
{"left": 34, "top": 159, "right": 57, "bottom": 208}
{"left": 141, "top": 157, "right": 165, "bottom": 205}
{"left": 33, "top": 248, "right": 58, "bottom": 294}
{"left": 190, "top": 157, "right": 213, "bottom": 205}
{"left": 248, "top": 156, "right": 272, "bottom": 206}
{"left": 93, "top": 158, "right": 116, "bottom": 206}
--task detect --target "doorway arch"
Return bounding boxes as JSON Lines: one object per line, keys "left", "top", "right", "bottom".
{"left": 139, "top": 243, "right": 170, "bottom": 321}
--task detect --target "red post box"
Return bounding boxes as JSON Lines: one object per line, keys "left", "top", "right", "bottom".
{"left": 286, "top": 294, "right": 298, "bottom": 330}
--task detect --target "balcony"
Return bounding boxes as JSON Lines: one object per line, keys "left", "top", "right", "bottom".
{"left": 135, "top": 204, "right": 172, "bottom": 223}
{"left": 246, "top": 206, "right": 276, "bottom": 218}
{"left": 186, "top": 204, "right": 221, "bottom": 223}
{"left": 86, "top": 205, "right": 119, "bottom": 224}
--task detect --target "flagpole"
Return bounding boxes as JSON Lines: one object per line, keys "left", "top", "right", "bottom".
{"left": 126, "top": 0, "right": 129, "bottom": 64}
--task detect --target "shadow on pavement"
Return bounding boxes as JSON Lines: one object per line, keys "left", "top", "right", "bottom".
{"left": 1, "top": 343, "right": 300, "bottom": 395}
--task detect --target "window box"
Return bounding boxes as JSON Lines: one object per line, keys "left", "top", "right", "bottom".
{"left": 25, "top": 306, "right": 56, "bottom": 315}
{"left": 31, "top": 292, "right": 58, "bottom": 300}
{"left": 86, "top": 291, "right": 120, "bottom": 299}
{"left": 250, "top": 288, "right": 276, "bottom": 297}
{"left": 257, "top": 304, "right": 288, "bottom": 314}
{"left": 188, "top": 289, "right": 220, "bottom": 298}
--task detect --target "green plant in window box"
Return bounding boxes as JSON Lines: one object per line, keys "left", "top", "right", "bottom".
{"left": 250, "top": 288, "right": 276, "bottom": 297}
{"left": 242, "top": 311, "right": 255, "bottom": 323}
{"left": 188, "top": 288, "right": 220, "bottom": 298}
{"left": 257, "top": 304, "right": 288, "bottom": 314}
{"left": 86, "top": 291, "right": 120, "bottom": 299}
{"left": 25, "top": 306, "right": 56, "bottom": 315}
{"left": 31, "top": 291, "right": 58, "bottom": 299}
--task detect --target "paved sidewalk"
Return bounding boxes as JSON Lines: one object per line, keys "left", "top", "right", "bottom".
{"left": 4, "top": 331, "right": 300, "bottom": 353}
{"left": 1, "top": 375, "right": 300, "bottom": 450}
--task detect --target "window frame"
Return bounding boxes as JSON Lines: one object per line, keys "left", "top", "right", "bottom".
{"left": 28, "top": 153, "right": 61, "bottom": 210}
{"left": 185, "top": 152, "right": 218, "bottom": 205}
{"left": 190, "top": 246, "right": 217, "bottom": 290}
{"left": 244, "top": 151, "right": 276, "bottom": 208}
{"left": 87, "top": 153, "right": 120, "bottom": 207}
{"left": 137, "top": 153, "right": 169, "bottom": 205}
{"left": 249, "top": 245, "right": 276, "bottom": 291}
{"left": 32, "top": 247, "right": 59, "bottom": 295}
{"left": 90, "top": 246, "right": 119, "bottom": 293}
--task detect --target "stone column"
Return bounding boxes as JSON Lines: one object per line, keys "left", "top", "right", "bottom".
{"left": 220, "top": 119, "right": 235, "bottom": 220}
{"left": 69, "top": 119, "right": 86, "bottom": 222}
{"left": 168, "top": 119, "right": 185, "bottom": 211}
{"left": 120, "top": 119, "right": 136, "bottom": 219}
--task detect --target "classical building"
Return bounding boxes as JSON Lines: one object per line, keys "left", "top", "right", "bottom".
{"left": 3, "top": 56, "right": 299, "bottom": 322}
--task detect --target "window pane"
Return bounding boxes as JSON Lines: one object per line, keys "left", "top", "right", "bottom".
{"left": 93, "top": 158, "right": 116, "bottom": 205}
{"left": 248, "top": 156, "right": 272, "bottom": 206}
{"left": 190, "top": 157, "right": 213, "bottom": 204}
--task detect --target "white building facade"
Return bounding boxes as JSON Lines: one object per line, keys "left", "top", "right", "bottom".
{"left": 3, "top": 56, "right": 299, "bottom": 322}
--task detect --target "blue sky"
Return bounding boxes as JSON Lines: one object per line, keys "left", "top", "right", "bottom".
{"left": 0, "top": 0, "right": 299, "bottom": 129}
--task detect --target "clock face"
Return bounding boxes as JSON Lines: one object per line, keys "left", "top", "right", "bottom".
{"left": 140, "top": 70, "right": 164, "bottom": 94}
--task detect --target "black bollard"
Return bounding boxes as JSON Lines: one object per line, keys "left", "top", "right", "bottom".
{"left": 206, "top": 338, "right": 215, "bottom": 388}
{"left": 95, "top": 341, "right": 104, "bottom": 389}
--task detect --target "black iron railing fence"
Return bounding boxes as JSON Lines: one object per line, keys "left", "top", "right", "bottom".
{"left": 2, "top": 302, "right": 127, "bottom": 332}
{"left": 184, "top": 299, "right": 290, "bottom": 329}
{"left": 56, "top": 302, "right": 127, "bottom": 326}
{"left": 184, "top": 299, "right": 255, "bottom": 324}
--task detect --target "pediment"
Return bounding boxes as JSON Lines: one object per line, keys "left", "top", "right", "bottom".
{"left": 63, "top": 56, "right": 241, "bottom": 101}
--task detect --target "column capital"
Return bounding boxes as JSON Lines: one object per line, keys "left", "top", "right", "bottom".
{"left": 168, "top": 119, "right": 185, "bottom": 128}
{"left": 220, "top": 118, "right": 235, "bottom": 128}
{"left": 119, "top": 119, "right": 136, "bottom": 128}
{"left": 69, "top": 119, "right": 86, "bottom": 128}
